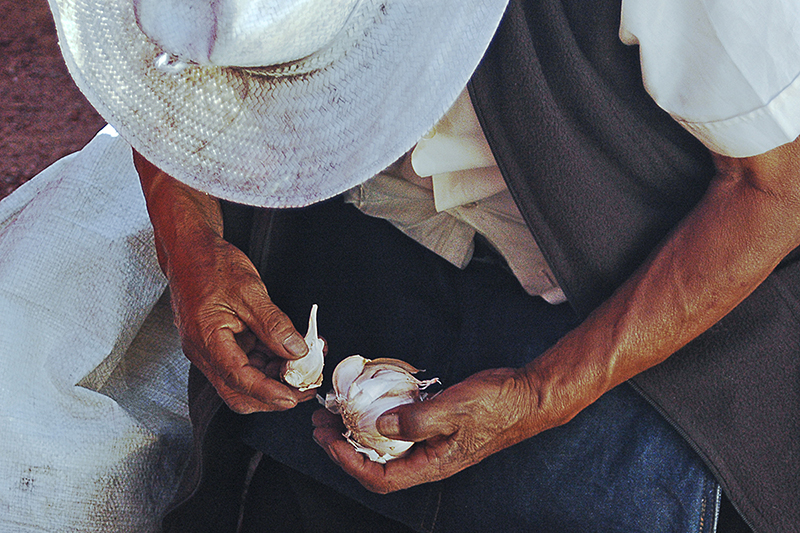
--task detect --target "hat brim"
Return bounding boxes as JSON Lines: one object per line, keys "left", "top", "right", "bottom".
{"left": 49, "top": 0, "right": 508, "bottom": 208}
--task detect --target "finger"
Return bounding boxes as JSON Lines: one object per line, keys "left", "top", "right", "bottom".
{"left": 218, "top": 383, "right": 318, "bottom": 414}
{"left": 215, "top": 382, "right": 292, "bottom": 414}
{"left": 246, "top": 341, "right": 281, "bottom": 374}
{"left": 208, "top": 365, "right": 319, "bottom": 413}
{"left": 311, "top": 411, "right": 372, "bottom": 471}
{"left": 237, "top": 287, "right": 309, "bottom": 360}
{"left": 312, "top": 426, "right": 350, "bottom": 466}
{"left": 312, "top": 424, "right": 371, "bottom": 472}
{"left": 234, "top": 330, "right": 258, "bottom": 354}
{"left": 206, "top": 327, "right": 308, "bottom": 409}
{"left": 313, "top": 424, "right": 444, "bottom": 494}
{"left": 376, "top": 399, "right": 460, "bottom": 442}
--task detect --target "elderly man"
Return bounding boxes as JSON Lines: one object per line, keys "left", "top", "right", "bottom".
{"left": 51, "top": 0, "right": 799, "bottom": 530}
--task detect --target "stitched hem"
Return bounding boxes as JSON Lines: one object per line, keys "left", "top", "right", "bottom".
{"left": 674, "top": 73, "right": 800, "bottom": 157}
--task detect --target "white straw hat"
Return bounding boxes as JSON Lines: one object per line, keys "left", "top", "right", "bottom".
{"left": 48, "top": 0, "right": 509, "bottom": 207}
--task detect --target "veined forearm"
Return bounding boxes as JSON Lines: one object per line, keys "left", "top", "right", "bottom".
{"left": 524, "top": 138, "right": 800, "bottom": 430}
{"left": 131, "top": 149, "right": 312, "bottom": 413}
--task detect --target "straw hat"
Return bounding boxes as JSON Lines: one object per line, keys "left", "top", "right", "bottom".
{"left": 48, "top": 0, "right": 509, "bottom": 207}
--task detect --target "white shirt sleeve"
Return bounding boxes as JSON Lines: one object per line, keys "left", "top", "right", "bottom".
{"left": 620, "top": 0, "right": 800, "bottom": 157}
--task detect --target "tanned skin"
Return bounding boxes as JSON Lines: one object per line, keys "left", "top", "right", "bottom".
{"left": 136, "top": 135, "right": 800, "bottom": 493}
{"left": 134, "top": 152, "right": 315, "bottom": 414}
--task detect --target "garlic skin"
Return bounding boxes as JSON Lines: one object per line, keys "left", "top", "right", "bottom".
{"left": 281, "top": 304, "right": 325, "bottom": 391}
{"left": 323, "top": 354, "right": 439, "bottom": 463}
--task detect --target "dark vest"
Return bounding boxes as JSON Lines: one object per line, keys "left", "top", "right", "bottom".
{"left": 469, "top": 1, "right": 800, "bottom": 531}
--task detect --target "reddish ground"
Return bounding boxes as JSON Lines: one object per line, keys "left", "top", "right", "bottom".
{"left": 0, "top": 0, "right": 106, "bottom": 200}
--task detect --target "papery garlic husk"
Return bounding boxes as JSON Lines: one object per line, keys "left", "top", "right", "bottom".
{"left": 281, "top": 304, "right": 324, "bottom": 391}
{"left": 323, "top": 354, "right": 439, "bottom": 463}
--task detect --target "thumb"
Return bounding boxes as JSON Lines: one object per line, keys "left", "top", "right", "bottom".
{"left": 241, "top": 289, "right": 309, "bottom": 360}
{"left": 376, "top": 399, "right": 459, "bottom": 442}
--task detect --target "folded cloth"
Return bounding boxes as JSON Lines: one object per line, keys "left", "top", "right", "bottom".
{"left": 0, "top": 126, "right": 191, "bottom": 532}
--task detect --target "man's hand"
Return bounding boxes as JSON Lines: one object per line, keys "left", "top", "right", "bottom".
{"left": 134, "top": 150, "right": 315, "bottom": 413}
{"left": 315, "top": 136, "right": 800, "bottom": 491}
{"left": 312, "top": 368, "right": 561, "bottom": 493}
{"left": 168, "top": 231, "right": 317, "bottom": 413}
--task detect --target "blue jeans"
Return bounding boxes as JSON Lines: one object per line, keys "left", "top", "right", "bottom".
{"left": 240, "top": 200, "right": 721, "bottom": 532}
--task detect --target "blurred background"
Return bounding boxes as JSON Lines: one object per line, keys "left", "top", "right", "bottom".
{"left": 0, "top": 0, "right": 106, "bottom": 200}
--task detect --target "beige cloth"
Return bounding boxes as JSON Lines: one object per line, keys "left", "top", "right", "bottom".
{"left": 346, "top": 90, "right": 566, "bottom": 303}
{"left": 0, "top": 126, "right": 190, "bottom": 532}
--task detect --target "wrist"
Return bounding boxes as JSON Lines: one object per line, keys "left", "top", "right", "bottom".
{"left": 134, "top": 149, "right": 225, "bottom": 278}
{"left": 519, "top": 327, "right": 616, "bottom": 433}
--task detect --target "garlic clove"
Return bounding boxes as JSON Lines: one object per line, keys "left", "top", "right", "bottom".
{"left": 323, "top": 355, "right": 439, "bottom": 463}
{"left": 348, "top": 371, "right": 417, "bottom": 408}
{"left": 341, "top": 394, "right": 417, "bottom": 463}
{"left": 344, "top": 432, "right": 415, "bottom": 464}
{"left": 281, "top": 304, "right": 325, "bottom": 391}
{"left": 365, "top": 358, "right": 422, "bottom": 374}
{"left": 331, "top": 354, "right": 368, "bottom": 397}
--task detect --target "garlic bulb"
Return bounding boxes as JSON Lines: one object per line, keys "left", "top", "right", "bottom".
{"left": 281, "top": 304, "right": 324, "bottom": 391}
{"left": 323, "top": 354, "right": 439, "bottom": 463}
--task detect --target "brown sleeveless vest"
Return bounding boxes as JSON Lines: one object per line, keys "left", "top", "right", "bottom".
{"left": 469, "top": 1, "right": 800, "bottom": 531}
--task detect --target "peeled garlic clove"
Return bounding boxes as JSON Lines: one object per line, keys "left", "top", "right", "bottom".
{"left": 281, "top": 304, "right": 325, "bottom": 391}
{"left": 323, "top": 354, "right": 439, "bottom": 463}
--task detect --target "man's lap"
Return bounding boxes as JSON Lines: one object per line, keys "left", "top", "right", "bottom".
{"left": 236, "top": 199, "right": 719, "bottom": 532}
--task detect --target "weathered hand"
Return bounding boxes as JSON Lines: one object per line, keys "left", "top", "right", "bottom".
{"left": 313, "top": 367, "right": 552, "bottom": 493}
{"left": 133, "top": 150, "right": 316, "bottom": 414}
{"left": 168, "top": 231, "right": 317, "bottom": 414}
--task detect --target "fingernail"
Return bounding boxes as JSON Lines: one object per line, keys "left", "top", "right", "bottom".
{"left": 328, "top": 446, "right": 341, "bottom": 464}
{"left": 377, "top": 413, "right": 400, "bottom": 438}
{"left": 277, "top": 398, "right": 297, "bottom": 410}
{"left": 283, "top": 333, "right": 308, "bottom": 357}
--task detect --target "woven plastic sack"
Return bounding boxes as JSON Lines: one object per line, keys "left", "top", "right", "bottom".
{"left": 0, "top": 126, "right": 191, "bottom": 532}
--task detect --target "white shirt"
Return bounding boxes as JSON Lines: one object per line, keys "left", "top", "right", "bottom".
{"left": 346, "top": 91, "right": 567, "bottom": 303}
{"left": 348, "top": 0, "right": 800, "bottom": 302}
{"left": 620, "top": 0, "right": 800, "bottom": 157}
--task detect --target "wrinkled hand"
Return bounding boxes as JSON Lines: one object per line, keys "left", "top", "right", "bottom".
{"left": 168, "top": 231, "right": 316, "bottom": 414}
{"left": 313, "top": 367, "right": 554, "bottom": 493}
{"left": 133, "top": 151, "right": 318, "bottom": 414}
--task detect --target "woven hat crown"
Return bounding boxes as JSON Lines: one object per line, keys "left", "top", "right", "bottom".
{"left": 134, "top": 0, "right": 361, "bottom": 67}
{"left": 50, "top": 0, "right": 509, "bottom": 207}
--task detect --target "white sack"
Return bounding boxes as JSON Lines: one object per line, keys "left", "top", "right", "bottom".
{"left": 0, "top": 126, "right": 191, "bottom": 532}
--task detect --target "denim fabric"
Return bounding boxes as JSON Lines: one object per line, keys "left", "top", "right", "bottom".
{"left": 241, "top": 199, "right": 720, "bottom": 533}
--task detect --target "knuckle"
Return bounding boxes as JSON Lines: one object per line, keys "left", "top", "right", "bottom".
{"left": 220, "top": 365, "right": 247, "bottom": 393}
{"left": 263, "top": 306, "right": 294, "bottom": 337}
{"left": 238, "top": 279, "right": 267, "bottom": 303}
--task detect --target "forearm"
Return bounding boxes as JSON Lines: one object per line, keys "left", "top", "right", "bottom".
{"left": 133, "top": 150, "right": 224, "bottom": 279}
{"left": 525, "top": 138, "right": 800, "bottom": 429}
{"left": 133, "top": 149, "right": 311, "bottom": 412}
